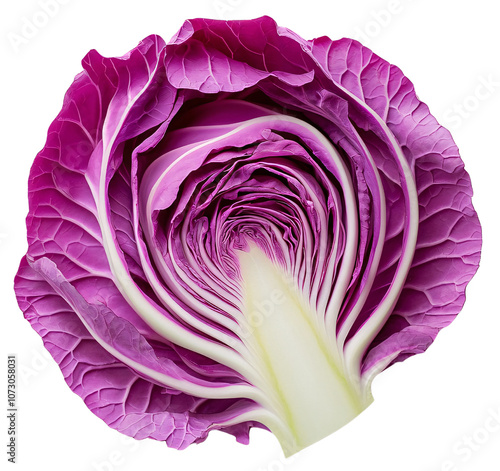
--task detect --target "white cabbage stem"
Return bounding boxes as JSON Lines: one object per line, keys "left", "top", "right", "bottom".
{"left": 238, "top": 244, "right": 372, "bottom": 456}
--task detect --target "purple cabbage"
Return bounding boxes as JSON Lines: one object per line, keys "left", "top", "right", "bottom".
{"left": 14, "top": 16, "right": 481, "bottom": 455}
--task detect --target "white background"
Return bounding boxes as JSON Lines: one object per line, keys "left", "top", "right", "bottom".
{"left": 1, "top": 0, "right": 499, "bottom": 470}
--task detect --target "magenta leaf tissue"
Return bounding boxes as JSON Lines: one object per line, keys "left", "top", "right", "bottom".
{"left": 15, "top": 17, "right": 481, "bottom": 456}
